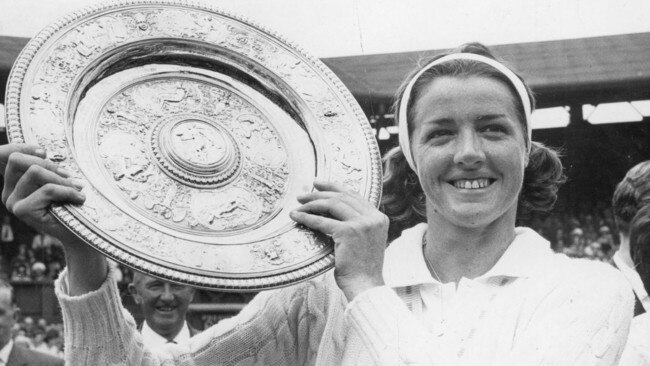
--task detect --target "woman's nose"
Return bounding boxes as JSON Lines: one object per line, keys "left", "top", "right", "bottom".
{"left": 453, "top": 130, "right": 485, "bottom": 167}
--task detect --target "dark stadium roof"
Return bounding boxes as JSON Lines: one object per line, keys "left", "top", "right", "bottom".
{"left": 0, "top": 35, "right": 27, "bottom": 73}
{"left": 321, "top": 32, "right": 650, "bottom": 108}
{"left": 3, "top": 32, "right": 650, "bottom": 107}
{"left": 0, "top": 35, "right": 30, "bottom": 98}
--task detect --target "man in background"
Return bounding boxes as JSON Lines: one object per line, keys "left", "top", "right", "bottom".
{"left": 0, "top": 281, "right": 63, "bottom": 366}
{"left": 128, "top": 271, "right": 199, "bottom": 348}
{"left": 611, "top": 160, "right": 650, "bottom": 316}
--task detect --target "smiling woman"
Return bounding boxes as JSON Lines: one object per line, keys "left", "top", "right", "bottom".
{"left": 373, "top": 42, "right": 634, "bottom": 365}
{"left": 383, "top": 43, "right": 564, "bottom": 240}
{"left": 410, "top": 76, "right": 527, "bottom": 230}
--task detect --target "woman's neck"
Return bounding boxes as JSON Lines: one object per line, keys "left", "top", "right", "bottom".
{"left": 424, "top": 209, "right": 517, "bottom": 284}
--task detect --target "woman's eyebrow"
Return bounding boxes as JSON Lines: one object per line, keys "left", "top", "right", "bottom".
{"left": 475, "top": 113, "right": 508, "bottom": 121}
{"left": 422, "top": 117, "right": 455, "bottom": 126}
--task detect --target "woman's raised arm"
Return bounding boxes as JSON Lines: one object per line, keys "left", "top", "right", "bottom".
{"left": 0, "top": 143, "right": 107, "bottom": 295}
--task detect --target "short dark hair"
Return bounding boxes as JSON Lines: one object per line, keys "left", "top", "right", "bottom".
{"left": 612, "top": 161, "right": 650, "bottom": 235}
{"left": 44, "top": 328, "right": 60, "bottom": 343}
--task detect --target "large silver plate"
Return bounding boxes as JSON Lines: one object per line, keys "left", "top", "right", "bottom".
{"left": 4, "top": 0, "right": 381, "bottom": 290}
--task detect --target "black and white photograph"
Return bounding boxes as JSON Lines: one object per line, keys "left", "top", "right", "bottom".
{"left": 0, "top": 0, "right": 649, "bottom": 364}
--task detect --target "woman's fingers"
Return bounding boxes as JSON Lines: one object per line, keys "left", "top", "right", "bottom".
{"left": 299, "top": 181, "right": 376, "bottom": 215}
{"left": 293, "top": 196, "right": 361, "bottom": 221}
{"left": 312, "top": 180, "right": 352, "bottom": 194}
{"left": 289, "top": 210, "right": 340, "bottom": 235}
{"left": 5, "top": 163, "right": 82, "bottom": 211}
{"left": 292, "top": 179, "right": 388, "bottom": 239}
{"left": 0, "top": 144, "right": 45, "bottom": 173}
{"left": 3, "top": 152, "right": 66, "bottom": 205}
{"left": 5, "top": 165, "right": 85, "bottom": 244}
{"left": 292, "top": 180, "right": 388, "bottom": 300}
{"left": 12, "top": 183, "right": 85, "bottom": 223}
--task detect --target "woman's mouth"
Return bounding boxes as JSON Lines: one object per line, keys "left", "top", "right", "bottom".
{"left": 451, "top": 178, "right": 494, "bottom": 190}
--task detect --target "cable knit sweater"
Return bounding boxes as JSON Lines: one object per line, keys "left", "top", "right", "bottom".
{"left": 619, "top": 313, "right": 650, "bottom": 365}
{"left": 55, "top": 225, "right": 634, "bottom": 365}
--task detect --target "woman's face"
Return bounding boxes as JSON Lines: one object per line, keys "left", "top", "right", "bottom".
{"left": 410, "top": 76, "right": 528, "bottom": 228}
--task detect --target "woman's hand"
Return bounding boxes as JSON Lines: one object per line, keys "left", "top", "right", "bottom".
{"left": 0, "top": 143, "right": 107, "bottom": 294}
{"left": 1, "top": 144, "right": 85, "bottom": 241}
{"left": 290, "top": 180, "right": 388, "bottom": 300}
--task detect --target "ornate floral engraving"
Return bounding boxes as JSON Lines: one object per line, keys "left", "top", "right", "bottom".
{"left": 94, "top": 78, "right": 290, "bottom": 233}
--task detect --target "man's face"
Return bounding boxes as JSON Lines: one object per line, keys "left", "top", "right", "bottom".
{"left": 129, "top": 274, "right": 195, "bottom": 339}
{"left": 0, "top": 288, "right": 17, "bottom": 349}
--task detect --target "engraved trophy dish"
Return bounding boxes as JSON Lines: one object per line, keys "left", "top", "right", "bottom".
{"left": 4, "top": 1, "right": 382, "bottom": 290}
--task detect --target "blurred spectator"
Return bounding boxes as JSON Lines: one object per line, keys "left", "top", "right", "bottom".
{"left": 9, "top": 244, "right": 30, "bottom": 273}
{"left": 30, "top": 233, "right": 44, "bottom": 252}
{"left": 30, "top": 262, "right": 47, "bottom": 282}
{"left": 0, "top": 216, "right": 14, "bottom": 244}
{"left": 578, "top": 225, "right": 615, "bottom": 262}
{"left": 31, "top": 327, "right": 46, "bottom": 353}
{"left": 562, "top": 228, "right": 586, "bottom": 258}
{"left": 40, "top": 329, "right": 63, "bottom": 358}
{"left": 46, "top": 261, "right": 62, "bottom": 281}
{"left": 0, "top": 254, "right": 10, "bottom": 281}
{"left": 41, "top": 235, "right": 61, "bottom": 249}
{"left": 0, "top": 281, "right": 63, "bottom": 365}
{"left": 10, "top": 264, "right": 30, "bottom": 282}
{"left": 13, "top": 333, "right": 32, "bottom": 349}
{"left": 598, "top": 225, "right": 615, "bottom": 252}
{"left": 22, "top": 317, "right": 34, "bottom": 335}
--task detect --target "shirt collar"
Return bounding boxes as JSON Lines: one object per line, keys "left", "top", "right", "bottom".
{"left": 383, "top": 223, "right": 554, "bottom": 288}
{"left": 141, "top": 321, "right": 191, "bottom": 348}
{"left": 0, "top": 340, "right": 13, "bottom": 364}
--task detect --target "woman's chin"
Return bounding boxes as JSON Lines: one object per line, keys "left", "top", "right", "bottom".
{"left": 446, "top": 204, "right": 506, "bottom": 228}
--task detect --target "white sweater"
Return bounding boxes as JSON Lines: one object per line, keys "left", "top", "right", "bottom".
{"left": 620, "top": 313, "right": 650, "bottom": 365}
{"left": 55, "top": 225, "right": 633, "bottom": 365}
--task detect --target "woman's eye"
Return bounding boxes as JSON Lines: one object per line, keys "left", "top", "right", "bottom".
{"left": 428, "top": 129, "right": 453, "bottom": 139}
{"left": 481, "top": 124, "right": 508, "bottom": 134}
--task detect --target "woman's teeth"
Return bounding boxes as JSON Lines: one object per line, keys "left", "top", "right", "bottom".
{"left": 453, "top": 179, "right": 491, "bottom": 189}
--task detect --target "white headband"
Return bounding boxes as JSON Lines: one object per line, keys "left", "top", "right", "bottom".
{"left": 397, "top": 53, "right": 532, "bottom": 172}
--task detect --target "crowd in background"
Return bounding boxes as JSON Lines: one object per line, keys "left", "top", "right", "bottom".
{"left": 0, "top": 199, "right": 626, "bottom": 358}
{"left": 0, "top": 213, "right": 137, "bottom": 359}
{"left": 0, "top": 215, "right": 137, "bottom": 285}
{"left": 0, "top": 216, "right": 66, "bottom": 283}
{"left": 11, "top": 316, "right": 64, "bottom": 358}
{"left": 527, "top": 199, "right": 620, "bottom": 262}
